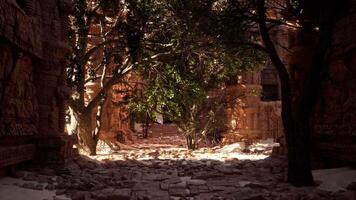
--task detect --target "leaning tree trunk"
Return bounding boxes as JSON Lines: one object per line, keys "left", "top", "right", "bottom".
{"left": 287, "top": 0, "right": 342, "bottom": 185}
{"left": 256, "top": 0, "right": 314, "bottom": 186}
{"left": 257, "top": 0, "right": 343, "bottom": 186}
{"left": 74, "top": 110, "right": 97, "bottom": 155}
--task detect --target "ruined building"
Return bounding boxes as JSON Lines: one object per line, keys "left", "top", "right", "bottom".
{"left": 223, "top": 67, "right": 283, "bottom": 143}
{"left": 0, "top": 0, "right": 75, "bottom": 170}
{"left": 260, "top": 0, "right": 356, "bottom": 163}
{"left": 290, "top": 0, "right": 356, "bottom": 163}
{"left": 227, "top": 0, "right": 356, "bottom": 165}
{"left": 1, "top": 0, "right": 355, "bottom": 171}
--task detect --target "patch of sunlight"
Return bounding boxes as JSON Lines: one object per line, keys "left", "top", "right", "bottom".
{"left": 87, "top": 142, "right": 271, "bottom": 162}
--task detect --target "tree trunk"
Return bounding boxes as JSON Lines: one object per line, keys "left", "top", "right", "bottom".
{"left": 186, "top": 132, "right": 197, "bottom": 150}
{"left": 256, "top": 0, "right": 314, "bottom": 186}
{"left": 278, "top": 72, "right": 314, "bottom": 186}
{"left": 257, "top": 0, "right": 343, "bottom": 186}
{"left": 74, "top": 111, "right": 97, "bottom": 155}
{"left": 186, "top": 135, "right": 193, "bottom": 150}
{"left": 286, "top": 0, "right": 341, "bottom": 186}
{"left": 142, "top": 113, "right": 149, "bottom": 138}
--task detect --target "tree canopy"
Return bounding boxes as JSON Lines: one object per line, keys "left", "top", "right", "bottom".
{"left": 127, "top": 0, "right": 266, "bottom": 149}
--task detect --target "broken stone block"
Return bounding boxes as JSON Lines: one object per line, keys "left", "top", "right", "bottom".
{"left": 347, "top": 182, "right": 356, "bottom": 191}
{"left": 194, "top": 193, "right": 220, "bottom": 200}
{"left": 111, "top": 189, "right": 131, "bottom": 200}
{"left": 53, "top": 196, "right": 70, "bottom": 200}
{"left": 168, "top": 187, "right": 190, "bottom": 197}
{"left": 142, "top": 173, "right": 170, "bottom": 181}
{"left": 20, "top": 182, "right": 44, "bottom": 190}
{"left": 71, "top": 191, "right": 91, "bottom": 200}
{"left": 188, "top": 185, "right": 210, "bottom": 195}
{"left": 187, "top": 179, "right": 206, "bottom": 185}
{"left": 241, "top": 194, "right": 268, "bottom": 200}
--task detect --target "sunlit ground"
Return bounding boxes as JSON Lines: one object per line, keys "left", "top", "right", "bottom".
{"left": 85, "top": 134, "right": 278, "bottom": 162}
{"left": 3, "top": 133, "right": 354, "bottom": 200}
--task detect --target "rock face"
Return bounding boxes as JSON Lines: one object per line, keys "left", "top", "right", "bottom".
{"left": 267, "top": 0, "right": 356, "bottom": 163}
{"left": 0, "top": 0, "right": 75, "bottom": 168}
{"left": 310, "top": 1, "right": 356, "bottom": 163}
{"left": 283, "top": 0, "right": 356, "bottom": 164}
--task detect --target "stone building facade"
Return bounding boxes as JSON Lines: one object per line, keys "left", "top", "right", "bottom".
{"left": 231, "top": 69, "right": 283, "bottom": 141}
{"left": 228, "top": 0, "right": 356, "bottom": 166}
{"left": 302, "top": 0, "right": 356, "bottom": 163}
{"left": 0, "top": 0, "right": 74, "bottom": 170}
{"left": 264, "top": 0, "right": 356, "bottom": 163}
{"left": 222, "top": 70, "right": 283, "bottom": 144}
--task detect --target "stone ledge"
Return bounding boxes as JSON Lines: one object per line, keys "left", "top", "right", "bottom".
{"left": 0, "top": 144, "right": 35, "bottom": 167}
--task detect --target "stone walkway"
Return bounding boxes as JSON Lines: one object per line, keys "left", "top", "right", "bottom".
{"left": 0, "top": 153, "right": 355, "bottom": 200}
{"left": 1, "top": 133, "right": 355, "bottom": 200}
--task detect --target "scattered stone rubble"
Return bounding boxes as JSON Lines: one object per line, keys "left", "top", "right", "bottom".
{"left": 4, "top": 135, "right": 355, "bottom": 200}
{"left": 8, "top": 154, "right": 354, "bottom": 200}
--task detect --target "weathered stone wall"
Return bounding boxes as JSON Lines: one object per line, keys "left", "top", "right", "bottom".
{"left": 0, "top": 0, "right": 74, "bottom": 168}
{"left": 224, "top": 1, "right": 285, "bottom": 143}
{"left": 0, "top": 43, "right": 38, "bottom": 137}
{"left": 223, "top": 70, "right": 283, "bottom": 143}
{"left": 311, "top": 1, "right": 356, "bottom": 162}
{"left": 272, "top": 0, "right": 356, "bottom": 163}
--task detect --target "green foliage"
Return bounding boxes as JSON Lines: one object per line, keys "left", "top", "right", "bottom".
{"left": 67, "top": 0, "right": 267, "bottom": 150}
{"left": 289, "top": 0, "right": 300, "bottom": 10}
{"left": 128, "top": 0, "right": 267, "bottom": 149}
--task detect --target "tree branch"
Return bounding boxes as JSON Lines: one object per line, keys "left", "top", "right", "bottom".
{"left": 86, "top": 60, "right": 133, "bottom": 111}
{"left": 82, "top": 39, "right": 123, "bottom": 65}
{"left": 256, "top": 0, "right": 294, "bottom": 140}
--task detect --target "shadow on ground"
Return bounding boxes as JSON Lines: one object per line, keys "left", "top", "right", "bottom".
{"left": 1, "top": 154, "right": 355, "bottom": 200}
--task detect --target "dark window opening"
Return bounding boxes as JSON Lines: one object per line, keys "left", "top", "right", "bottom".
{"left": 163, "top": 116, "right": 173, "bottom": 124}
{"left": 261, "top": 84, "right": 279, "bottom": 101}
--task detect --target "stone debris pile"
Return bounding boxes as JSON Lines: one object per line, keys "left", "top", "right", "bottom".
{"left": 4, "top": 155, "right": 354, "bottom": 200}
{"left": 93, "top": 138, "right": 279, "bottom": 162}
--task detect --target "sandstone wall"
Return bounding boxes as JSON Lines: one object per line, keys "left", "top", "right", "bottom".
{"left": 223, "top": 70, "right": 283, "bottom": 144}
{"left": 272, "top": 0, "right": 356, "bottom": 163}
{"left": 0, "top": 0, "right": 74, "bottom": 168}
{"left": 311, "top": 1, "right": 356, "bottom": 162}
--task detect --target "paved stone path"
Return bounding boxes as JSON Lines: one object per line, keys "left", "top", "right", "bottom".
{"left": 1, "top": 132, "right": 355, "bottom": 200}
{"left": 3, "top": 153, "right": 353, "bottom": 200}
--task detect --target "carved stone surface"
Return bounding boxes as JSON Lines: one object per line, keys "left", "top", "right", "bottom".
{"left": 308, "top": 3, "right": 356, "bottom": 162}
{"left": 0, "top": 144, "right": 35, "bottom": 167}
{"left": 0, "top": 0, "right": 74, "bottom": 167}
{"left": 0, "top": 43, "right": 38, "bottom": 137}
{"left": 224, "top": 79, "right": 283, "bottom": 142}
{"left": 283, "top": 1, "right": 356, "bottom": 163}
